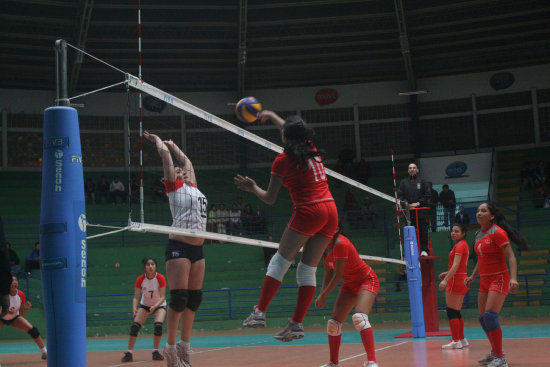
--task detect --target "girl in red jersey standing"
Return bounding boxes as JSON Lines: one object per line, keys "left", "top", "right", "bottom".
{"left": 235, "top": 110, "right": 338, "bottom": 342}
{"left": 438, "top": 223, "right": 469, "bottom": 350}
{"left": 121, "top": 257, "right": 167, "bottom": 363}
{"left": 315, "top": 226, "right": 380, "bottom": 367}
{"left": 465, "top": 202, "right": 528, "bottom": 367}
{"left": 0, "top": 275, "right": 47, "bottom": 360}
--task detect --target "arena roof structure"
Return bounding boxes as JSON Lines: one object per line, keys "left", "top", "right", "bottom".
{"left": 2, "top": 0, "right": 550, "bottom": 93}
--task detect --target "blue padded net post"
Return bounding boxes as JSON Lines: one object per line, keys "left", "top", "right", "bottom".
{"left": 403, "top": 225, "right": 425, "bottom": 338}
{"left": 40, "top": 106, "right": 86, "bottom": 366}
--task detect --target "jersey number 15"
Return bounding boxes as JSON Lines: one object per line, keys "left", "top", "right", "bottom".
{"left": 308, "top": 158, "right": 326, "bottom": 182}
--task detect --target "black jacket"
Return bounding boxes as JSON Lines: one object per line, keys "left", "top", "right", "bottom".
{"left": 397, "top": 175, "right": 431, "bottom": 213}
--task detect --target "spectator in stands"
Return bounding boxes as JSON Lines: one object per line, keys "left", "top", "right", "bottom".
{"left": 6, "top": 242, "right": 20, "bottom": 271}
{"left": 207, "top": 204, "right": 218, "bottom": 233}
{"left": 236, "top": 197, "right": 246, "bottom": 212}
{"left": 152, "top": 176, "right": 167, "bottom": 202}
{"left": 361, "top": 197, "right": 377, "bottom": 229}
{"left": 520, "top": 161, "right": 534, "bottom": 191}
{"left": 95, "top": 175, "right": 110, "bottom": 204}
{"left": 215, "top": 204, "right": 229, "bottom": 234}
{"left": 356, "top": 159, "right": 371, "bottom": 184}
{"left": 255, "top": 205, "right": 268, "bottom": 234}
{"left": 455, "top": 206, "right": 470, "bottom": 225}
{"left": 229, "top": 203, "right": 242, "bottom": 235}
{"left": 263, "top": 234, "right": 277, "bottom": 268}
{"left": 344, "top": 188, "right": 361, "bottom": 229}
{"left": 533, "top": 178, "right": 549, "bottom": 208}
{"left": 534, "top": 160, "right": 547, "bottom": 184}
{"left": 0, "top": 275, "right": 47, "bottom": 360}
{"left": 241, "top": 204, "right": 255, "bottom": 234}
{"left": 336, "top": 144, "right": 355, "bottom": 177}
{"left": 25, "top": 242, "right": 40, "bottom": 273}
{"left": 395, "top": 262, "right": 407, "bottom": 292}
{"left": 109, "top": 175, "right": 126, "bottom": 204}
{"left": 84, "top": 177, "right": 96, "bottom": 204}
{"left": 130, "top": 175, "right": 140, "bottom": 203}
{"left": 439, "top": 184, "right": 456, "bottom": 228}
{"left": 427, "top": 182, "right": 439, "bottom": 232}
{"left": 397, "top": 162, "right": 431, "bottom": 256}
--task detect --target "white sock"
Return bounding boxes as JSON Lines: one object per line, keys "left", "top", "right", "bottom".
{"left": 165, "top": 343, "right": 176, "bottom": 350}
{"left": 42, "top": 347, "right": 47, "bottom": 353}
{"left": 127, "top": 350, "right": 133, "bottom": 354}
{"left": 181, "top": 341, "right": 191, "bottom": 351}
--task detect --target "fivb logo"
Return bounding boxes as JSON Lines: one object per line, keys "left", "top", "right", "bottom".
{"left": 54, "top": 149, "right": 64, "bottom": 192}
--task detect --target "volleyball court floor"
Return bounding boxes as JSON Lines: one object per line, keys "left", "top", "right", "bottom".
{"left": 1, "top": 323, "right": 549, "bottom": 366}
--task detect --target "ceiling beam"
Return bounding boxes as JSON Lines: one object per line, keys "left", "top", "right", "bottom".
{"left": 394, "top": 0, "right": 416, "bottom": 91}
{"left": 70, "top": 0, "right": 94, "bottom": 94}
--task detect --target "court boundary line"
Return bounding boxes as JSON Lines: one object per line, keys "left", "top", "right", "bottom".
{"left": 326, "top": 341, "right": 409, "bottom": 366}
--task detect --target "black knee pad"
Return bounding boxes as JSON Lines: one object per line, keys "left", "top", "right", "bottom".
{"left": 154, "top": 322, "right": 163, "bottom": 336}
{"left": 129, "top": 322, "right": 141, "bottom": 337}
{"left": 28, "top": 326, "right": 40, "bottom": 339}
{"left": 186, "top": 290, "right": 203, "bottom": 312}
{"left": 446, "top": 307, "right": 460, "bottom": 320}
{"left": 169, "top": 289, "right": 189, "bottom": 312}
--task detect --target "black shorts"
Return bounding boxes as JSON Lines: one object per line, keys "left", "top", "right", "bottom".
{"left": 0, "top": 315, "right": 19, "bottom": 325}
{"left": 138, "top": 304, "right": 167, "bottom": 313}
{"left": 165, "top": 239, "right": 204, "bottom": 263}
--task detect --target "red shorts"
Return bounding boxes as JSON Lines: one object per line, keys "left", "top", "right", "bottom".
{"left": 341, "top": 270, "right": 379, "bottom": 296}
{"left": 479, "top": 272, "right": 510, "bottom": 295}
{"left": 288, "top": 200, "right": 338, "bottom": 238}
{"left": 447, "top": 274, "right": 468, "bottom": 295}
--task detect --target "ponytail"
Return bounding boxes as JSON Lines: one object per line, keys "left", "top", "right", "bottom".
{"left": 282, "top": 115, "right": 323, "bottom": 170}
{"left": 486, "top": 203, "right": 529, "bottom": 250}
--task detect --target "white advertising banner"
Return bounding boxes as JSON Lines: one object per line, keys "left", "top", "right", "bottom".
{"left": 418, "top": 153, "right": 493, "bottom": 184}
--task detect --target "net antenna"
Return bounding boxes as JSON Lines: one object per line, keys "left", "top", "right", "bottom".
{"left": 53, "top": 39, "right": 404, "bottom": 266}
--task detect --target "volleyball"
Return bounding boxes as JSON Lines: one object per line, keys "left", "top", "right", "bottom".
{"left": 235, "top": 96, "right": 262, "bottom": 123}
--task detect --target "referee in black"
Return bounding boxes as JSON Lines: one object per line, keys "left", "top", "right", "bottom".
{"left": 397, "top": 163, "right": 431, "bottom": 256}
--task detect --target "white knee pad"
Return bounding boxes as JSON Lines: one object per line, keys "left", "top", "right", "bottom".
{"left": 266, "top": 252, "right": 292, "bottom": 282}
{"left": 327, "top": 319, "right": 342, "bottom": 336}
{"left": 352, "top": 313, "right": 371, "bottom": 331}
{"left": 296, "top": 261, "right": 317, "bottom": 287}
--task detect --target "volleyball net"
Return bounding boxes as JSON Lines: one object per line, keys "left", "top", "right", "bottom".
{"left": 56, "top": 39, "right": 405, "bottom": 266}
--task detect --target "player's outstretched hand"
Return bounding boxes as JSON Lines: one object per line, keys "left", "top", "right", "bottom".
{"left": 234, "top": 174, "right": 256, "bottom": 192}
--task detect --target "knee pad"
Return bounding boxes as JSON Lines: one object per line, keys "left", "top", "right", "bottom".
{"left": 478, "top": 315, "right": 489, "bottom": 332}
{"left": 296, "top": 261, "right": 317, "bottom": 287}
{"left": 352, "top": 313, "right": 371, "bottom": 331}
{"left": 28, "top": 326, "right": 40, "bottom": 339}
{"left": 186, "top": 290, "right": 203, "bottom": 312}
{"left": 169, "top": 289, "right": 189, "bottom": 312}
{"left": 327, "top": 319, "right": 342, "bottom": 336}
{"left": 446, "top": 307, "right": 460, "bottom": 320}
{"left": 266, "top": 252, "right": 292, "bottom": 282}
{"left": 483, "top": 311, "right": 500, "bottom": 331}
{"left": 153, "top": 322, "right": 163, "bottom": 336}
{"left": 129, "top": 322, "right": 141, "bottom": 337}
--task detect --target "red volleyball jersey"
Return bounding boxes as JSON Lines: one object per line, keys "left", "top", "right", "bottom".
{"left": 135, "top": 273, "right": 167, "bottom": 307}
{"left": 448, "top": 239, "right": 469, "bottom": 275}
{"left": 474, "top": 224, "right": 510, "bottom": 276}
{"left": 271, "top": 152, "right": 333, "bottom": 206}
{"left": 324, "top": 234, "right": 371, "bottom": 284}
{"left": 3, "top": 290, "right": 25, "bottom": 320}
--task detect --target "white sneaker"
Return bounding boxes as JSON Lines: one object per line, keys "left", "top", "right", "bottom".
{"left": 242, "top": 305, "right": 266, "bottom": 328}
{"left": 320, "top": 363, "right": 339, "bottom": 367}
{"left": 364, "top": 362, "right": 379, "bottom": 367}
{"left": 176, "top": 340, "right": 191, "bottom": 367}
{"left": 420, "top": 251, "right": 428, "bottom": 257}
{"left": 441, "top": 340, "right": 463, "bottom": 349}
{"left": 486, "top": 356, "right": 508, "bottom": 367}
{"left": 273, "top": 318, "right": 304, "bottom": 342}
{"left": 461, "top": 338, "right": 469, "bottom": 347}
{"left": 478, "top": 352, "right": 496, "bottom": 365}
{"left": 163, "top": 344, "right": 179, "bottom": 367}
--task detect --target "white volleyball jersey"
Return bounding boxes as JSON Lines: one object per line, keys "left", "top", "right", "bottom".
{"left": 165, "top": 179, "right": 207, "bottom": 231}
{"left": 135, "top": 273, "right": 167, "bottom": 307}
{"left": 3, "top": 290, "right": 25, "bottom": 320}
